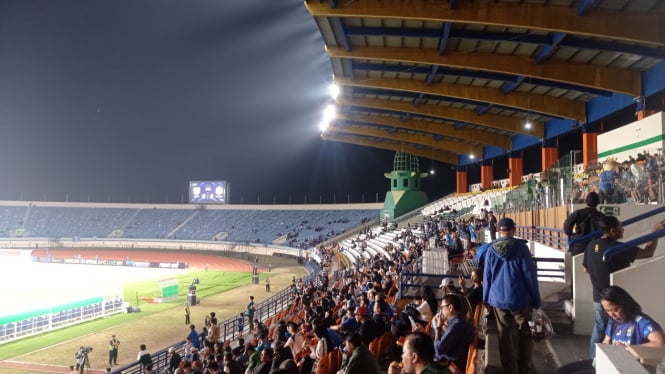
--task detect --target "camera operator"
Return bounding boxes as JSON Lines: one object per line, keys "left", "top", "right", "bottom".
{"left": 75, "top": 346, "right": 92, "bottom": 374}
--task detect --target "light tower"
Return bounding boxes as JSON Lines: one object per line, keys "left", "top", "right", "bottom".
{"left": 382, "top": 152, "right": 429, "bottom": 220}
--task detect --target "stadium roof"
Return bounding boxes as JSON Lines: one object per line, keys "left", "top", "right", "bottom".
{"left": 305, "top": 0, "right": 665, "bottom": 166}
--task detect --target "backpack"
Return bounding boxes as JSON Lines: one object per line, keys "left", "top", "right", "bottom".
{"left": 577, "top": 210, "right": 603, "bottom": 238}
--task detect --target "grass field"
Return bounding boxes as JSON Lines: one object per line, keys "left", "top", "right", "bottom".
{"left": 0, "top": 265, "right": 305, "bottom": 373}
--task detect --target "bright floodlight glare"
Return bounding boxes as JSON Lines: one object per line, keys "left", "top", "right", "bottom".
{"left": 319, "top": 121, "right": 329, "bottom": 132}
{"left": 329, "top": 83, "right": 340, "bottom": 99}
{"left": 525, "top": 120, "right": 532, "bottom": 129}
{"left": 469, "top": 154, "right": 475, "bottom": 159}
{"left": 430, "top": 169, "right": 435, "bottom": 175}
{"left": 323, "top": 104, "right": 336, "bottom": 123}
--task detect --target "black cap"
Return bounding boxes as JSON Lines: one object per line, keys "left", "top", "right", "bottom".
{"left": 498, "top": 218, "right": 516, "bottom": 231}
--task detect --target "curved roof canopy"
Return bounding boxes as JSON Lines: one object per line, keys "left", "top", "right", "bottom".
{"left": 305, "top": 0, "right": 665, "bottom": 166}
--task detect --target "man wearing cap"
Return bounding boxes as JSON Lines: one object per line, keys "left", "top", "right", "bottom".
{"left": 483, "top": 217, "right": 541, "bottom": 374}
{"left": 563, "top": 191, "right": 605, "bottom": 256}
{"left": 357, "top": 306, "right": 380, "bottom": 346}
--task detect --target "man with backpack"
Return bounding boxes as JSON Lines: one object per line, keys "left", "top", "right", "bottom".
{"left": 563, "top": 192, "right": 605, "bottom": 256}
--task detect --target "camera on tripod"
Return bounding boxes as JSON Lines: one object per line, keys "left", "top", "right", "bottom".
{"left": 78, "top": 346, "right": 93, "bottom": 355}
{"left": 76, "top": 346, "right": 93, "bottom": 374}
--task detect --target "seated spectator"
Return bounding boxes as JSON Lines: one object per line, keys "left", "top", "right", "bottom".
{"left": 388, "top": 332, "right": 449, "bottom": 374}
{"left": 414, "top": 292, "right": 434, "bottom": 323}
{"left": 432, "top": 294, "right": 475, "bottom": 370}
{"left": 335, "top": 306, "right": 361, "bottom": 334}
{"left": 270, "top": 341, "right": 293, "bottom": 372}
{"left": 251, "top": 347, "right": 273, "bottom": 374}
{"left": 356, "top": 306, "right": 380, "bottom": 346}
{"left": 338, "top": 332, "right": 381, "bottom": 374}
{"left": 459, "top": 268, "right": 483, "bottom": 310}
{"left": 556, "top": 286, "right": 665, "bottom": 374}
{"left": 223, "top": 352, "right": 244, "bottom": 374}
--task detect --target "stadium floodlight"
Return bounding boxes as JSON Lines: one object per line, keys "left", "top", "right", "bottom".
{"left": 469, "top": 154, "right": 475, "bottom": 159}
{"left": 329, "top": 83, "right": 340, "bottom": 100}
{"left": 323, "top": 104, "right": 336, "bottom": 123}
{"left": 319, "top": 104, "right": 336, "bottom": 132}
{"left": 524, "top": 119, "right": 532, "bottom": 129}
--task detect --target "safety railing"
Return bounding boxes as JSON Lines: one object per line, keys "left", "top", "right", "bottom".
{"left": 111, "top": 272, "right": 316, "bottom": 374}
{"left": 568, "top": 205, "right": 665, "bottom": 249}
{"left": 603, "top": 227, "right": 665, "bottom": 261}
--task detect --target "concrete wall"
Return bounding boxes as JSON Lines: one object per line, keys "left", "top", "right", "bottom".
{"left": 612, "top": 255, "right": 665, "bottom": 328}
{"left": 596, "top": 344, "right": 650, "bottom": 374}
{"left": 571, "top": 206, "right": 665, "bottom": 335}
{"left": 0, "top": 238, "right": 304, "bottom": 263}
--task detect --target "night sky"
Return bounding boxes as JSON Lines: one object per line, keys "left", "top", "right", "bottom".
{"left": 0, "top": 1, "right": 504, "bottom": 205}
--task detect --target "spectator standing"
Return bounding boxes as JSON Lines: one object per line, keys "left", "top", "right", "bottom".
{"left": 188, "top": 324, "right": 200, "bottom": 350}
{"left": 582, "top": 215, "right": 661, "bottom": 358}
{"left": 137, "top": 344, "right": 152, "bottom": 372}
{"left": 483, "top": 217, "right": 541, "bottom": 374}
{"left": 236, "top": 313, "right": 245, "bottom": 336}
{"left": 168, "top": 347, "right": 181, "bottom": 372}
{"left": 108, "top": 334, "right": 120, "bottom": 366}
{"left": 563, "top": 192, "right": 604, "bottom": 256}
{"left": 488, "top": 211, "right": 498, "bottom": 241}
{"left": 247, "top": 296, "right": 256, "bottom": 332}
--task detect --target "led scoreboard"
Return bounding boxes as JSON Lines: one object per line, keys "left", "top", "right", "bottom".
{"left": 189, "top": 181, "right": 229, "bottom": 204}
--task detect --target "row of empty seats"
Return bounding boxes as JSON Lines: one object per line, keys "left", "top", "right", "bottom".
{"left": 0, "top": 204, "right": 378, "bottom": 248}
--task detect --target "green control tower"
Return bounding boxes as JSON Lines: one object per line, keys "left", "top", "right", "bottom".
{"left": 383, "top": 152, "right": 429, "bottom": 220}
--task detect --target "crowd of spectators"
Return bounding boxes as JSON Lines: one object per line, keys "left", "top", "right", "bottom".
{"left": 150, "top": 213, "right": 493, "bottom": 374}
{"left": 570, "top": 151, "right": 664, "bottom": 205}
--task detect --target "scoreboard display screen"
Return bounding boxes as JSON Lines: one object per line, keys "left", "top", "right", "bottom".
{"left": 189, "top": 181, "right": 227, "bottom": 204}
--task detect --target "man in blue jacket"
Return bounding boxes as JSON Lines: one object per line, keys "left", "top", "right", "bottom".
{"left": 483, "top": 217, "right": 541, "bottom": 374}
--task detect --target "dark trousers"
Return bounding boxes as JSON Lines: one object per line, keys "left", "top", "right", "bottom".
{"left": 109, "top": 348, "right": 118, "bottom": 365}
{"left": 494, "top": 307, "right": 534, "bottom": 374}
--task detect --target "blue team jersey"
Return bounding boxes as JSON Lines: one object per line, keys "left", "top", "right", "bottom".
{"left": 605, "top": 313, "right": 663, "bottom": 346}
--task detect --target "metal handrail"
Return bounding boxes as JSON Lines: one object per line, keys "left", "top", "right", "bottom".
{"left": 111, "top": 272, "right": 316, "bottom": 374}
{"left": 568, "top": 205, "right": 665, "bottom": 248}
{"left": 602, "top": 227, "right": 665, "bottom": 262}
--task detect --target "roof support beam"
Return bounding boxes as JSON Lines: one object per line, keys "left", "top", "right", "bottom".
{"left": 578, "top": 0, "right": 599, "bottom": 16}
{"left": 337, "top": 112, "right": 511, "bottom": 149}
{"left": 335, "top": 76, "right": 586, "bottom": 121}
{"left": 502, "top": 76, "right": 525, "bottom": 95}
{"left": 426, "top": 65, "right": 438, "bottom": 86}
{"left": 476, "top": 104, "right": 493, "bottom": 115}
{"left": 352, "top": 62, "right": 613, "bottom": 97}
{"left": 536, "top": 32, "right": 567, "bottom": 64}
{"left": 337, "top": 96, "right": 544, "bottom": 138}
{"left": 331, "top": 17, "right": 351, "bottom": 51}
{"left": 343, "top": 59, "right": 355, "bottom": 80}
{"left": 330, "top": 123, "right": 483, "bottom": 156}
{"left": 327, "top": 46, "right": 641, "bottom": 96}
{"left": 438, "top": 23, "right": 452, "bottom": 55}
{"left": 321, "top": 132, "right": 459, "bottom": 165}
{"left": 344, "top": 27, "right": 665, "bottom": 60}
{"left": 306, "top": 0, "right": 665, "bottom": 47}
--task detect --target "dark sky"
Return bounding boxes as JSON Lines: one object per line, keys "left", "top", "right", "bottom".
{"left": 0, "top": 0, "right": 458, "bottom": 204}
